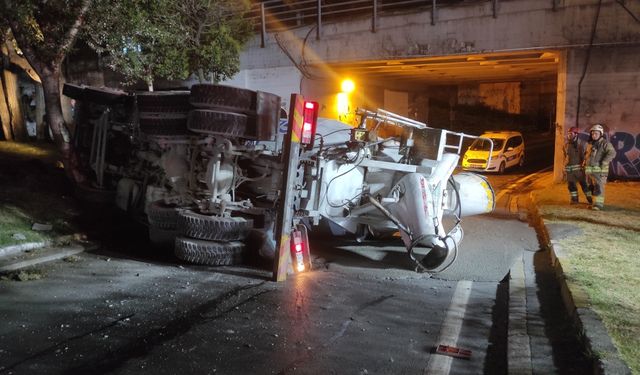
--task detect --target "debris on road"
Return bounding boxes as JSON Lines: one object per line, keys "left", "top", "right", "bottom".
{"left": 0, "top": 269, "right": 45, "bottom": 281}
{"left": 435, "top": 344, "right": 472, "bottom": 359}
{"left": 31, "top": 223, "right": 53, "bottom": 231}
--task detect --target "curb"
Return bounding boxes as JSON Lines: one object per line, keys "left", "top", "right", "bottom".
{"left": 0, "top": 234, "right": 80, "bottom": 259}
{"left": 0, "top": 244, "right": 86, "bottom": 273}
{"left": 528, "top": 191, "right": 632, "bottom": 375}
{"left": 0, "top": 241, "right": 51, "bottom": 258}
{"left": 0, "top": 235, "right": 98, "bottom": 273}
{"left": 508, "top": 253, "right": 533, "bottom": 375}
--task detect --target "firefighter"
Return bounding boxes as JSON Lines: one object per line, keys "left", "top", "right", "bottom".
{"left": 584, "top": 124, "right": 616, "bottom": 210}
{"left": 564, "top": 127, "right": 591, "bottom": 205}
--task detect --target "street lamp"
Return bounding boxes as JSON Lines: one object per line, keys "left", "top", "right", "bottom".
{"left": 341, "top": 79, "right": 355, "bottom": 94}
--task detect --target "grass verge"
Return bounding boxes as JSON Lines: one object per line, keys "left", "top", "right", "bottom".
{"left": 540, "top": 205, "right": 640, "bottom": 374}
{"left": 0, "top": 141, "right": 79, "bottom": 249}
{"left": 0, "top": 205, "right": 51, "bottom": 247}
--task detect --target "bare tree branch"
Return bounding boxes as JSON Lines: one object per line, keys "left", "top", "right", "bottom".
{"left": 55, "top": 0, "right": 92, "bottom": 65}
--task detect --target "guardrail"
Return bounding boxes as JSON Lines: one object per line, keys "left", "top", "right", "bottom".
{"left": 249, "top": 0, "right": 505, "bottom": 47}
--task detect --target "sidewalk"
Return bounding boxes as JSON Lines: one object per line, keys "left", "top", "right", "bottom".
{"left": 529, "top": 172, "right": 640, "bottom": 375}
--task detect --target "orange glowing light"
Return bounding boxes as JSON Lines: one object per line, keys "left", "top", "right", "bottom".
{"left": 341, "top": 79, "right": 355, "bottom": 93}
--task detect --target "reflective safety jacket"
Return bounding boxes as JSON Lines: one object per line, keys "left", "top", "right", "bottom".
{"left": 585, "top": 137, "right": 616, "bottom": 174}
{"left": 564, "top": 137, "right": 587, "bottom": 172}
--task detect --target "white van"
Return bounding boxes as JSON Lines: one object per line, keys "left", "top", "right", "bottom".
{"left": 461, "top": 131, "right": 525, "bottom": 173}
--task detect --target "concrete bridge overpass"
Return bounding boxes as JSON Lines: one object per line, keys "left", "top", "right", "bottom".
{"left": 225, "top": 0, "right": 640, "bottom": 180}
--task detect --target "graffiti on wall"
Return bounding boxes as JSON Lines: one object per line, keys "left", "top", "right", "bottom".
{"left": 576, "top": 131, "right": 640, "bottom": 179}
{"left": 610, "top": 131, "right": 640, "bottom": 179}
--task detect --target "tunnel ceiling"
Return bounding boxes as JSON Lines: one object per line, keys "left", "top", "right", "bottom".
{"left": 319, "top": 51, "right": 559, "bottom": 86}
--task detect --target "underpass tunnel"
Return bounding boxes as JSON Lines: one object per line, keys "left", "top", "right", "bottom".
{"left": 300, "top": 50, "right": 560, "bottom": 169}
{"left": 234, "top": 1, "right": 640, "bottom": 181}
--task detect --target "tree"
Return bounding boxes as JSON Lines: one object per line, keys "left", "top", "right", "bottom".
{"left": 1, "top": 0, "right": 253, "bottom": 181}
{"left": 84, "top": 0, "right": 253, "bottom": 90}
{"left": 176, "top": 0, "right": 253, "bottom": 83}
{"left": 84, "top": 0, "right": 189, "bottom": 91}
{"left": 0, "top": 0, "right": 92, "bottom": 183}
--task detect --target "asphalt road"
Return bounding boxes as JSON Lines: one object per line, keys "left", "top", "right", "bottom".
{"left": 0, "top": 195, "right": 570, "bottom": 374}
{"left": 0, "top": 243, "right": 492, "bottom": 374}
{"left": 1, "top": 132, "right": 592, "bottom": 374}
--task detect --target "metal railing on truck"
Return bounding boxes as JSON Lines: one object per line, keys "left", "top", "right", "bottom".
{"left": 356, "top": 108, "right": 494, "bottom": 164}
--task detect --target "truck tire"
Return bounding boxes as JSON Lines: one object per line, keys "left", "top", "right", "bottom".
{"left": 174, "top": 237, "right": 245, "bottom": 266}
{"left": 190, "top": 84, "right": 255, "bottom": 112}
{"left": 137, "top": 91, "right": 191, "bottom": 113}
{"left": 149, "top": 226, "right": 177, "bottom": 249}
{"left": 138, "top": 91, "right": 191, "bottom": 136}
{"left": 147, "top": 200, "right": 180, "bottom": 230}
{"left": 187, "top": 110, "right": 249, "bottom": 137}
{"left": 177, "top": 210, "right": 253, "bottom": 241}
{"left": 139, "top": 116, "right": 189, "bottom": 136}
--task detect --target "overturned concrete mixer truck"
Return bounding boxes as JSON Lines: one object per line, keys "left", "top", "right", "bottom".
{"left": 63, "top": 83, "right": 495, "bottom": 275}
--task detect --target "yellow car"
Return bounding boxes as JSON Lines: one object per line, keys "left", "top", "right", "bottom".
{"left": 462, "top": 131, "right": 525, "bottom": 173}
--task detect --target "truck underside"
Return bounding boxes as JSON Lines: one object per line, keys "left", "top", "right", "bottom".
{"left": 63, "top": 84, "right": 495, "bottom": 275}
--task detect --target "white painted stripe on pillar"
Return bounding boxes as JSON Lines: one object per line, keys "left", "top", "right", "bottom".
{"left": 508, "top": 254, "right": 533, "bottom": 375}
{"left": 425, "top": 280, "right": 473, "bottom": 375}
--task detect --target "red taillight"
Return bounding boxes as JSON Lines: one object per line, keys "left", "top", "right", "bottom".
{"left": 301, "top": 101, "right": 318, "bottom": 148}
{"left": 302, "top": 122, "right": 313, "bottom": 142}
{"left": 290, "top": 226, "right": 311, "bottom": 273}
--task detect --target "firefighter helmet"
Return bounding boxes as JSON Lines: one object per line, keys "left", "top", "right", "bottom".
{"left": 568, "top": 127, "right": 580, "bottom": 134}
{"left": 590, "top": 124, "right": 604, "bottom": 134}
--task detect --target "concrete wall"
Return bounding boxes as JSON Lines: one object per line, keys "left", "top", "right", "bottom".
{"left": 225, "top": 0, "right": 640, "bottom": 179}
{"left": 458, "top": 83, "right": 521, "bottom": 114}
{"left": 558, "top": 46, "right": 640, "bottom": 180}
{"left": 521, "top": 80, "right": 556, "bottom": 116}
{"left": 236, "top": 0, "right": 640, "bottom": 71}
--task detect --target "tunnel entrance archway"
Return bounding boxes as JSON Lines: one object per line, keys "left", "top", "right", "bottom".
{"left": 305, "top": 50, "right": 559, "bottom": 137}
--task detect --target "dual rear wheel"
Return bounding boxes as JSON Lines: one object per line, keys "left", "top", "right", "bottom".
{"left": 174, "top": 209, "right": 252, "bottom": 266}
{"left": 147, "top": 202, "right": 252, "bottom": 266}
{"left": 142, "top": 84, "right": 277, "bottom": 265}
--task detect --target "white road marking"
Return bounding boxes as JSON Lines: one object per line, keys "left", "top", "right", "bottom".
{"left": 509, "top": 254, "right": 533, "bottom": 375}
{"left": 495, "top": 166, "right": 553, "bottom": 203}
{"left": 425, "top": 280, "right": 473, "bottom": 374}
